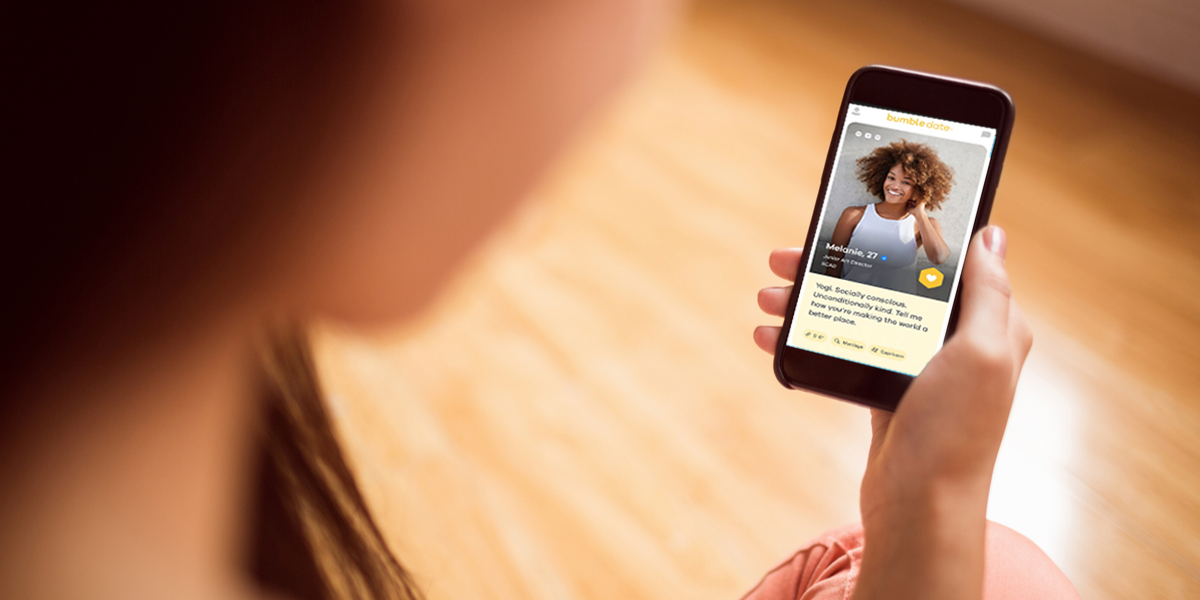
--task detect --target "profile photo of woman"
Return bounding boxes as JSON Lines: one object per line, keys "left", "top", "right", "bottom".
{"left": 825, "top": 140, "right": 954, "bottom": 292}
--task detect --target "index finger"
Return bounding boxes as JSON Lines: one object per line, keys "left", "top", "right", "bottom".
{"left": 769, "top": 248, "right": 805, "bottom": 282}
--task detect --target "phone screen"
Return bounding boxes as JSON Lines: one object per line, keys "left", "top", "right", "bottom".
{"left": 785, "top": 103, "right": 998, "bottom": 376}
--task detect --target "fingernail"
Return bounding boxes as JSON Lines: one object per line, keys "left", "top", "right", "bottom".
{"left": 983, "top": 226, "right": 1007, "bottom": 258}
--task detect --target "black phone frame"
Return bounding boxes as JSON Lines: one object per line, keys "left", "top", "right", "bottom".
{"left": 773, "top": 65, "right": 1016, "bottom": 412}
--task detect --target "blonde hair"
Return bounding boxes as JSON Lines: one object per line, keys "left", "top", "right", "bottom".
{"left": 249, "top": 325, "right": 423, "bottom": 600}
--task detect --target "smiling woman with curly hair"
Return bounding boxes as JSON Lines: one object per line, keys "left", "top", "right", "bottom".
{"left": 824, "top": 140, "right": 954, "bottom": 292}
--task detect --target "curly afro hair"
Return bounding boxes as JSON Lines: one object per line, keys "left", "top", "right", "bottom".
{"left": 855, "top": 140, "right": 954, "bottom": 210}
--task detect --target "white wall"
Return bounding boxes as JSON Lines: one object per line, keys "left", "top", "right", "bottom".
{"left": 948, "top": 0, "right": 1200, "bottom": 94}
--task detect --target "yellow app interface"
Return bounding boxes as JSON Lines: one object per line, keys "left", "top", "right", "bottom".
{"left": 786, "top": 104, "right": 996, "bottom": 376}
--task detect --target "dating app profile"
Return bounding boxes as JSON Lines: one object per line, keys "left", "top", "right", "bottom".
{"left": 787, "top": 108, "right": 994, "bottom": 376}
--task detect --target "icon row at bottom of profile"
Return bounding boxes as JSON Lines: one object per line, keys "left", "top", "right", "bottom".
{"left": 801, "top": 330, "right": 906, "bottom": 361}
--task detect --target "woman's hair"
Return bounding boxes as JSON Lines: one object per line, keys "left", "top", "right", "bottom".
{"left": 3, "top": 1, "right": 387, "bottom": 371}
{"left": 855, "top": 140, "right": 954, "bottom": 210}
{"left": 250, "top": 325, "right": 423, "bottom": 600}
{"left": 7, "top": 3, "right": 422, "bottom": 599}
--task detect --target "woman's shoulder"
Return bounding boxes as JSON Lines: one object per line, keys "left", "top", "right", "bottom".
{"left": 838, "top": 204, "right": 869, "bottom": 227}
{"left": 840, "top": 204, "right": 868, "bottom": 220}
{"left": 914, "top": 214, "right": 941, "bottom": 230}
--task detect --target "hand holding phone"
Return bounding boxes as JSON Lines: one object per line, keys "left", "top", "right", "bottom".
{"left": 753, "top": 66, "right": 1042, "bottom": 598}
{"left": 773, "top": 66, "right": 1015, "bottom": 411}
{"left": 755, "top": 226, "right": 1036, "bottom": 600}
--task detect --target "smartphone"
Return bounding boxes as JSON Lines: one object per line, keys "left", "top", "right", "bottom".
{"left": 774, "top": 65, "right": 1015, "bottom": 411}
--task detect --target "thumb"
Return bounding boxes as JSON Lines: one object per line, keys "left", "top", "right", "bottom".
{"left": 956, "top": 226, "right": 1012, "bottom": 345}
{"left": 867, "top": 409, "right": 892, "bottom": 464}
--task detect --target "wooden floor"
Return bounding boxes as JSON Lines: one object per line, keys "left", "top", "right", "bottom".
{"left": 313, "top": 1, "right": 1200, "bottom": 598}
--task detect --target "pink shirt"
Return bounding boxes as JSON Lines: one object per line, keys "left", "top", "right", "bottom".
{"left": 739, "top": 522, "right": 1080, "bottom": 600}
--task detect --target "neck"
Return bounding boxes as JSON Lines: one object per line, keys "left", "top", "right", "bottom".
{"left": 0, "top": 310, "right": 259, "bottom": 600}
{"left": 875, "top": 201, "right": 908, "bottom": 219}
